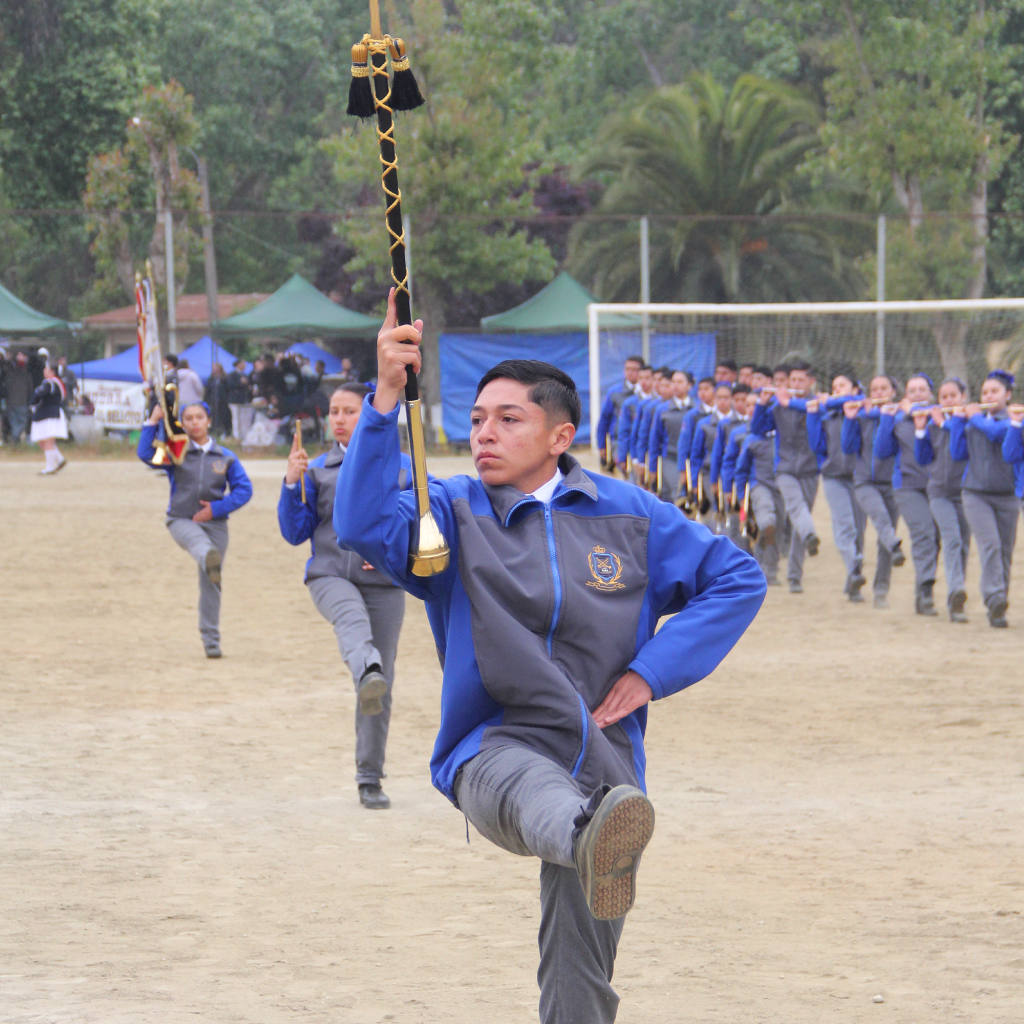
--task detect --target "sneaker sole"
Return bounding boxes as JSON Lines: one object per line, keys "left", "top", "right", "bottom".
{"left": 806, "top": 536, "right": 820, "bottom": 556}
{"left": 988, "top": 596, "right": 1009, "bottom": 625}
{"left": 205, "top": 549, "right": 222, "bottom": 586}
{"left": 950, "top": 590, "right": 967, "bottom": 616}
{"left": 357, "top": 673, "right": 387, "bottom": 716}
{"left": 583, "top": 788, "right": 655, "bottom": 921}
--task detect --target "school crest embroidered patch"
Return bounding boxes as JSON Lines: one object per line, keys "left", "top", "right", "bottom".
{"left": 586, "top": 545, "right": 625, "bottom": 591}
{"left": 211, "top": 459, "right": 227, "bottom": 474}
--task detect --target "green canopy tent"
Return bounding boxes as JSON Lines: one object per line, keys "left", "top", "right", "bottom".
{"left": 479, "top": 271, "right": 640, "bottom": 332}
{"left": 214, "top": 273, "right": 378, "bottom": 339}
{"left": 0, "top": 281, "right": 69, "bottom": 336}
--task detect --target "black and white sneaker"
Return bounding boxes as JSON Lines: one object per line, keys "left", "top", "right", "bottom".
{"left": 573, "top": 785, "right": 655, "bottom": 921}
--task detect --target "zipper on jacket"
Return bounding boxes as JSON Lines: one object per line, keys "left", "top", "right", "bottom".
{"left": 543, "top": 504, "right": 562, "bottom": 657}
{"left": 571, "top": 692, "right": 589, "bottom": 779}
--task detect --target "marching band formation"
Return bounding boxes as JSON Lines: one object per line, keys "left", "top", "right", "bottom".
{"left": 597, "top": 356, "right": 1024, "bottom": 627}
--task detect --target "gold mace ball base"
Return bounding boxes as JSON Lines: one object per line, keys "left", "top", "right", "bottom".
{"left": 409, "top": 509, "right": 450, "bottom": 577}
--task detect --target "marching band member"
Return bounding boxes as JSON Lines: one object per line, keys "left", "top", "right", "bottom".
{"left": 676, "top": 377, "right": 715, "bottom": 498}
{"left": 914, "top": 378, "right": 971, "bottom": 622}
{"left": 948, "top": 370, "right": 1018, "bottom": 627}
{"left": 689, "top": 382, "right": 733, "bottom": 530}
{"left": 841, "top": 377, "right": 906, "bottom": 609}
{"left": 335, "top": 293, "right": 765, "bottom": 1023}
{"left": 139, "top": 401, "right": 253, "bottom": 657}
{"left": 30, "top": 362, "right": 69, "bottom": 475}
{"left": 874, "top": 374, "right": 940, "bottom": 615}
{"left": 615, "top": 364, "right": 653, "bottom": 476}
{"left": 648, "top": 369, "right": 693, "bottom": 501}
{"left": 806, "top": 373, "right": 866, "bottom": 601}
{"left": 709, "top": 383, "right": 752, "bottom": 544}
{"left": 597, "top": 355, "right": 642, "bottom": 471}
{"left": 750, "top": 359, "right": 820, "bottom": 594}
{"left": 278, "top": 382, "right": 413, "bottom": 809}
{"left": 1003, "top": 400, "right": 1024, "bottom": 513}
{"left": 734, "top": 423, "right": 783, "bottom": 584}
{"left": 634, "top": 367, "right": 673, "bottom": 488}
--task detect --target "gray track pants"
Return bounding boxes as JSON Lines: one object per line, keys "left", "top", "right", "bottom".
{"left": 961, "top": 491, "right": 1019, "bottom": 607}
{"left": 307, "top": 575, "right": 405, "bottom": 785}
{"left": 821, "top": 475, "right": 865, "bottom": 588}
{"left": 854, "top": 483, "right": 899, "bottom": 597}
{"left": 929, "top": 495, "right": 971, "bottom": 602}
{"left": 895, "top": 488, "right": 938, "bottom": 593}
{"left": 456, "top": 744, "right": 625, "bottom": 1024}
{"left": 751, "top": 483, "right": 785, "bottom": 583}
{"left": 167, "top": 517, "right": 229, "bottom": 647}
{"left": 777, "top": 473, "right": 818, "bottom": 584}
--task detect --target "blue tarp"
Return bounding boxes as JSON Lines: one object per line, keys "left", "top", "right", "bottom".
{"left": 69, "top": 346, "right": 143, "bottom": 383}
{"left": 438, "top": 331, "right": 717, "bottom": 443}
{"left": 70, "top": 337, "right": 249, "bottom": 384}
{"left": 286, "top": 341, "right": 343, "bottom": 374}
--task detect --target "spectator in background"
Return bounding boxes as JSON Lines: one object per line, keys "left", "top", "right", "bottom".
{"left": 314, "top": 360, "right": 326, "bottom": 385}
{"left": 340, "top": 357, "right": 355, "bottom": 382}
{"left": 205, "top": 362, "right": 232, "bottom": 440}
{"left": 6, "top": 351, "right": 33, "bottom": 443}
{"left": 175, "top": 358, "right": 204, "bottom": 407}
{"left": 255, "top": 353, "right": 284, "bottom": 403}
{"left": 226, "top": 357, "right": 254, "bottom": 440}
{"left": 57, "top": 356, "right": 78, "bottom": 409}
{"left": 278, "top": 353, "right": 303, "bottom": 415}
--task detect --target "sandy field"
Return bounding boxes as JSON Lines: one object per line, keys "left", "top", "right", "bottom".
{"left": 2, "top": 453, "right": 1023, "bottom": 1024}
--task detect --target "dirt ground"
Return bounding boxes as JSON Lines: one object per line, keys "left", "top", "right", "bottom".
{"left": 2, "top": 453, "right": 1022, "bottom": 1024}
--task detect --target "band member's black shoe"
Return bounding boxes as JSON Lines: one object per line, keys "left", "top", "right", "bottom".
{"left": 804, "top": 534, "right": 820, "bottom": 557}
{"left": 205, "top": 644, "right": 222, "bottom": 659}
{"left": 988, "top": 594, "right": 1009, "bottom": 628}
{"left": 573, "top": 785, "right": 655, "bottom": 921}
{"left": 890, "top": 540, "right": 906, "bottom": 567}
{"left": 873, "top": 594, "right": 889, "bottom": 609}
{"left": 789, "top": 581, "right": 803, "bottom": 594}
{"left": 848, "top": 590, "right": 865, "bottom": 603}
{"left": 847, "top": 568, "right": 867, "bottom": 599}
{"left": 915, "top": 582, "right": 938, "bottom": 617}
{"left": 357, "top": 666, "right": 387, "bottom": 716}
{"left": 359, "top": 783, "right": 391, "bottom": 809}
{"left": 949, "top": 589, "right": 968, "bottom": 623}
{"left": 204, "top": 548, "right": 222, "bottom": 586}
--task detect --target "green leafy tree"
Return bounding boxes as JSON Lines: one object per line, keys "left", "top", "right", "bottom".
{"left": 570, "top": 73, "right": 861, "bottom": 302}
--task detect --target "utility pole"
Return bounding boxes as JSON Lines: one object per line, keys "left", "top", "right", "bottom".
{"left": 875, "top": 214, "right": 886, "bottom": 375}
{"left": 640, "top": 215, "right": 650, "bottom": 363}
{"left": 164, "top": 209, "right": 178, "bottom": 354}
{"left": 197, "top": 156, "right": 219, "bottom": 332}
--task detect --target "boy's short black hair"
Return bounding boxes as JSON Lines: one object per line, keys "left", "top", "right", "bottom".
{"left": 683, "top": 370, "right": 695, "bottom": 384}
{"left": 698, "top": 376, "right": 716, "bottom": 388}
{"left": 655, "top": 365, "right": 672, "bottom": 377}
{"left": 624, "top": 355, "right": 643, "bottom": 366}
{"left": 476, "top": 360, "right": 581, "bottom": 428}
{"left": 164, "top": 353, "right": 179, "bottom": 367}
{"left": 716, "top": 358, "right": 738, "bottom": 372}
{"left": 754, "top": 364, "right": 773, "bottom": 377}
{"left": 638, "top": 363, "right": 653, "bottom": 373}
{"left": 733, "top": 383, "right": 752, "bottom": 395}
{"left": 788, "top": 357, "right": 812, "bottom": 373}
{"left": 773, "top": 362, "right": 792, "bottom": 376}
{"left": 739, "top": 362, "right": 755, "bottom": 371}
{"left": 714, "top": 381, "right": 734, "bottom": 393}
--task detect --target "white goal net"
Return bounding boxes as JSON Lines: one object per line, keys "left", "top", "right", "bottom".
{"left": 586, "top": 299, "right": 1024, "bottom": 450}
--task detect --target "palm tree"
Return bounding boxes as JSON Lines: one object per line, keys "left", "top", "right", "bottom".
{"left": 569, "top": 73, "right": 864, "bottom": 303}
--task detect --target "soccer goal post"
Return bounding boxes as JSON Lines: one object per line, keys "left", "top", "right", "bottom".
{"left": 587, "top": 299, "right": 1024, "bottom": 452}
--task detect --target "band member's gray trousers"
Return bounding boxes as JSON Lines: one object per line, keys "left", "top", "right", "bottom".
{"left": 854, "top": 483, "right": 900, "bottom": 597}
{"left": 961, "top": 491, "right": 1019, "bottom": 608}
{"left": 895, "top": 487, "right": 939, "bottom": 594}
{"left": 929, "top": 495, "right": 971, "bottom": 602}
{"left": 777, "top": 473, "right": 818, "bottom": 584}
{"left": 821, "top": 475, "right": 865, "bottom": 589}
{"left": 455, "top": 743, "right": 625, "bottom": 1024}
{"left": 307, "top": 575, "right": 405, "bottom": 785}
{"left": 166, "top": 517, "right": 229, "bottom": 647}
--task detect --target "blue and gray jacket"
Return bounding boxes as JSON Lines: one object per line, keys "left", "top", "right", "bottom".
{"left": 710, "top": 415, "right": 748, "bottom": 487}
{"left": 676, "top": 402, "right": 712, "bottom": 482}
{"left": 630, "top": 394, "right": 661, "bottom": 466}
{"left": 840, "top": 410, "right": 894, "bottom": 487}
{"left": 949, "top": 412, "right": 1018, "bottom": 496}
{"left": 874, "top": 411, "right": 929, "bottom": 491}
{"left": 278, "top": 442, "right": 412, "bottom": 584}
{"left": 334, "top": 397, "right": 766, "bottom": 804}
{"left": 615, "top": 393, "right": 642, "bottom": 464}
{"left": 649, "top": 396, "right": 692, "bottom": 462}
{"left": 596, "top": 382, "right": 632, "bottom": 451}
{"left": 806, "top": 401, "right": 857, "bottom": 479}
{"left": 734, "top": 431, "right": 777, "bottom": 493}
{"left": 1002, "top": 422, "right": 1024, "bottom": 497}
{"left": 750, "top": 399, "right": 817, "bottom": 478}
{"left": 914, "top": 421, "right": 967, "bottom": 500}
{"left": 720, "top": 422, "right": 750, "bottom": 500}
{"left": 689, "top": 411, "right": 723, "bottom": 489}
{"left": 138, "top": 424, "right": 252, "bottom": 520}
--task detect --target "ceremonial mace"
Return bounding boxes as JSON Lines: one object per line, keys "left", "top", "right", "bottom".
{"left": 348, "top": 0, "right": 449, "bottom": 577}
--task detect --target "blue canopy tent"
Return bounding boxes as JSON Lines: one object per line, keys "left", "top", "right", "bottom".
{"left": 69, "top": 346, "right": 143, "bottom": 383}
{"left": 178, "top": 337, "right": 251, "bottom": 378}
{"left": 285, "top": 341, "right": 342, "bottom": 374}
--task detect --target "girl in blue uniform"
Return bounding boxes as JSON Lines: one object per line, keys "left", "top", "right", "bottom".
{"left": 278, "top": 383, "right": 413, "bottom": 810}
{"left": 913, "top": 378, "right": 971, "bottom": 622}
{"left": 138, "top": 401, "right": 253, "bottom": 657}
{"left": 948, "top": 370, "right": 1018, "bottom": 627}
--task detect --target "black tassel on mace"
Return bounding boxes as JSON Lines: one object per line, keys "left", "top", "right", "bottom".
{"left": 347, "top": 43, "right": 375, "bottom": 118}
{"left": 388, "top": 38, "right": 424, "bottom": 111}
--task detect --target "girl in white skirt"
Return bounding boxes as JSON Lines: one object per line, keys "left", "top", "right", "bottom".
{"left": 31, "top": 363, "right": 68, "bottom": 475}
